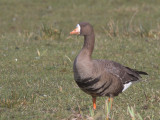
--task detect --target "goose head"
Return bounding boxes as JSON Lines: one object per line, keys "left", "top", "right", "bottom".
{"left": 70, "top": 22, "right": 94, "bottom": 36}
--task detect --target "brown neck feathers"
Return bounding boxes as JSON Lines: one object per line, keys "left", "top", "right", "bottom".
{"left": 82, "top": 32, "right": 95, "bottom": 58}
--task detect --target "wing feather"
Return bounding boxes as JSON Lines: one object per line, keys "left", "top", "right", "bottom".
{"left": 93, "top": 60, "right": 148, "bottom": 84}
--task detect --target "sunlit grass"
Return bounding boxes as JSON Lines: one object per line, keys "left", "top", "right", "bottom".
{"left": 0, "top": 0, "right": 160, "bottom": 119}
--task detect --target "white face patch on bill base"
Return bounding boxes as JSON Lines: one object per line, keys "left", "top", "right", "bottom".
{"left": 76, "top": 24, "right": 81, "bottom": 34}
{"left": 70, "top": 24, "right": 81, "bottom": 35}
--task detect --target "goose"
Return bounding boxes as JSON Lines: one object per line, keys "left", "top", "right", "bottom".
{"left": 70, "top": 22, "right": 148, "bottom": 111}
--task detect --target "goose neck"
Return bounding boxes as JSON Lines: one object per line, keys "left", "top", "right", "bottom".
{"left": 81, "top": 33, "right": 95, "bottom": 58}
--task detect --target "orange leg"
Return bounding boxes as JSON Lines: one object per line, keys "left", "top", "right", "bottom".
{"left": 92, "top": 97, "right": 96, "bottom": 110}
{"left": 106, "top": 97, "right": 113, "bottom": 120}
{"left": 108, "top": 97, "right": 113, "bottom": 110}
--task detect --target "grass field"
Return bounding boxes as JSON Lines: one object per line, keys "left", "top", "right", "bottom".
{"left": 0, "top": 0, "right": 160, "bottom": 119}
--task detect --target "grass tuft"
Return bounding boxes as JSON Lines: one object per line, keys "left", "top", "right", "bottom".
{"left": 41, "top": 24, "right": 62, "bottom": 40}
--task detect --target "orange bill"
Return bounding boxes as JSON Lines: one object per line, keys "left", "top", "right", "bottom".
{"left": 70, "top": 27, "right": 80, "bottom": 35}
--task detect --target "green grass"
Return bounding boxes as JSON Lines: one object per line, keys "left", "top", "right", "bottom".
{"left": 0, "top": 0, "right": 160, "bottom": 119}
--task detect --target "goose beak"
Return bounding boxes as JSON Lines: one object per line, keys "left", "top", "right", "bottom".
{"left": 70, "top": 27, "right": 80, "bottom": 35}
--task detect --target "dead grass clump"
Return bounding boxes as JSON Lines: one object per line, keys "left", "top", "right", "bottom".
{"left": 102, "top": 20, "right": 160, "bottom": 40}
{"left": 41, "top": 24, "right": 62, "bottom": 40}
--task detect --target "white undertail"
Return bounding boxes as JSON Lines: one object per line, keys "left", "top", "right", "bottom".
{"left": 122, "top": 82, "right": 132, "bottom": 92}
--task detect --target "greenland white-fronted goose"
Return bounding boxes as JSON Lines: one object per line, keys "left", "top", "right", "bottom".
{"left": 70, "top": 22, "right": 148, "bottom": 111}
